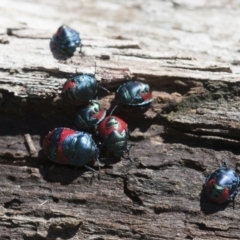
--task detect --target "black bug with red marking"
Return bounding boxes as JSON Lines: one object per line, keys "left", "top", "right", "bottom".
{"left": 205, "top": 167, "right": 240, "bottom": 204}
{"left": 51, "top": 25, "right": 81, "bottom": 56}
{"left": 116, "top": 81, "right": 153, "bottom": 107}
{"left": 74, "top": 100, "right": 106, "bottom": 130}
{"left": 43, "top": 127, "right": 99, "bottom": 168}
{"left": 98, "top": 116, "right": 131, "bottom": 159}
{"left": 62, "top": 73, "right": 98, "bottom": 105}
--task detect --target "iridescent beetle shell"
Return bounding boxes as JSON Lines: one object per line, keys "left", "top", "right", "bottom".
{"left": 62, "top": 73, "right": 98, "bottom": 105}
{"left": 205, "top": 167, "right": 239, "bottom": 204}
{"left": 116, "top": 81, "right": 153, "bottom": 106}
{"left": 43, "top": 127, "right": 99, "bottom": 167}
{"left": 52, "top": 25, "right": 81, "bottom": 56}
{"left": 74, "top": 100, "right": 106, "bottom": 129}
{"left": 98, "top": 116, "right": 129, "bottom": 158}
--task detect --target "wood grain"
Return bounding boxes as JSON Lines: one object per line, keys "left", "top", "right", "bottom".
{"left": 1, "top": 0, "right": 240, "bottom": 239}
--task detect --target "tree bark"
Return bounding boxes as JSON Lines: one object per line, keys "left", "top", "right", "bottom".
{"left": 1, "top": 0, "right": 240, "bottom": 239}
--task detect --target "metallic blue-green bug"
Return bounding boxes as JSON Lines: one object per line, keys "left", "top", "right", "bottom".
{"left": 43, "top": 127, "right": 99, "bottom": 171}
{"left": 205, "top": 167, "right": 240, "bottom": 204}
{"left": 74, "top": 100, "right": 106, "bottom": 130}
{"left": 98, "top": 116, "right": 132, "bottom": 159}
{"left": 52, "top": 25, "right": 81, "bottom": 56}
{"left": 63, "top": 73, "right": 98, "bottom": 105}
{"left": 116, "top": 81, "right": 153, "bottom": 106}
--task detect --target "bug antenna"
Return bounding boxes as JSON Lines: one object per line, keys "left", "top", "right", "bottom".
{"left": 232, "top": 197, "right": 235, "bottom": 209}
{"left": 96, "top": 158, "right": 101, "bottom": 171}
{"left": 98, "top": 141, "right": 104, "bottom": 151}
{"left": 237, "top": 174, "right": 240, "bottom": 188}
{"left": 98, "top": 85, "right": 110, "bottom": 94}
{"left": 96, "top": 157, "right": 101, "bottom": 180}
{"left": 94, "top": 62, "right": 97, "bottom": 76}
{"left": 109, "top": 104, "right": 118, "bottom": 116}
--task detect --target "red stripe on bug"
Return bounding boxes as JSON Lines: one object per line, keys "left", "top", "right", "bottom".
{"left": 98, "top": 116, "right": 128, "bottom": 136}
{"left": 205, "top": 178, "right": 230, "bottom": 204}
{"left": 205, "top": 179, "right": 215, "bottom": 195}
{"left": 92, "top": 109, "right": 105, "bottom": 120}
{"left": 140, "top": 92, "right": 153, "bottom": 101}
{"left": 56, "top": 128, "right": 76, "bottom": 164}
{"left": 63, "top": 81, "right": 75, "bottom": 93}
{"left": 216, "top": 187, "right": 230, "bottom": 204}
{"left": 54, "top": 28, "right": 63, "bottom": 38}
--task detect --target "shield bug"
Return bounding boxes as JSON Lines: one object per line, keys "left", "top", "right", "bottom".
{"left": 116, "top": 80, "right": 153, "bottom": 106}
{"left": 43, "top": 127, "right": 100, "bottom": 171}
{"left": 98, "top": 116, "right": 133, "bottom": 159}
{"left": 63, "top": 73, "right": 98, "bottom": 105}
{"left": 74, "top": 100, "right": 106, "bottom": 130}
{"left": 51, "top": 25, "right": 81, "bottom": 56}
{"left": 205, "top": 166, "right": 239, "bottom": 205}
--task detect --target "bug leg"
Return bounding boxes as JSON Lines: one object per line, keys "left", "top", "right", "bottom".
{"left": 109, "top": 104, "right": 118, "bottom": 116}
{"left": 98, "top": 85, "right": 110, "bottom": 94}
{"left": 49, "top": 165, "right": 55, "bottom": 172}
{"left": 223, "top": 161, "right": 228, "bottom": 167}
{"left": 84, "top": 165, "right": 96, "bottom": 172}
{"left": 96, "top": 158, "right": 101, "bottom": 171}
{"left": 122, "top": 155, "right": 133, "bottom": 162}
{"left": 79, "top": 44, "right": 83, "bottom": 54}
{"left": 122, "top": 144, "right": 136, "bottom": 162}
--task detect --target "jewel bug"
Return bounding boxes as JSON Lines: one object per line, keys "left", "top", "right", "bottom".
{"left": 74, "top": 100, "right": 106, "bottom": 130}
{"left": 62, "top": 63, "right": 110, "bottom": 105}
{"left": 43, "top": 127, "right": 100, "bottom": 171}
{"left": 205, "top": 166, "right": 240, "bottom": 205}
{"left": 51, "top": 25, "right": 81, "bottom": 56}
{"left": 98, "top": 116, "right": 133, "bottom": 159}
{"left": 63, "top": 73, "right": 98, "bottom": 105}
{"left": 116, "top": 80, "right": 153, "bottom": 106}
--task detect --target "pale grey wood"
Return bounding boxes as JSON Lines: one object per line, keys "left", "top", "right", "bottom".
{"left": 1, "top": 1, "right": 240, "bottom": 240}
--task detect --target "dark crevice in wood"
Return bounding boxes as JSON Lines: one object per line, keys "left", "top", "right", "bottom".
{"left": 158, "top": 65, "right": 232, "bottom": 73}
{"left": 192, "top": 222, "right": 225, "bottom": 232}
{"left": 185, "top": 235, "right": 193, "bottom": 239}
{"left": 130, "top": 207, "right": 147, "bottom": 216}
{"left": 0, "top": 220, "right": 37, "bottom": 230}
{"left": 4, "top": 199, "right": 23, "bottom": 209}
{"left": 154, "top": 204, "right": 195, "bottom": 215}
{"left": 7, "top": 28, "right": 49, "bottom": 40}
{"left": 181, "top": 158, "right": 206, "bottom": 171}
{"left": 51, "top": 197, "right": 59, "bottom": 203}
{"left": 67, "top": 198, "right": 87, "bottom": 205}
{"left": 43, "top": 214, "right": 70, "bottom": 221}
{"left": 46, "top": 221, "right": 82, "bottom": 240}
{"left": 23, "top": 234, "right": 46, "bottom": 240}
{"left": 0, "top": 237, "right": 11, "bottom": 240}
{"left": 6, "top": 175, "right": 16, "bottom": 182}
{"left": 138, "top": 162, "right": 175, "bottom": 171}
{"left": 163, "top": 128, "right": 240, "bottom": 155}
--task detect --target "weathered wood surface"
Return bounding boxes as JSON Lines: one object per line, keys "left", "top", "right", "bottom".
{"left": 1, "top": 0, "right": 240, "bottom": 239}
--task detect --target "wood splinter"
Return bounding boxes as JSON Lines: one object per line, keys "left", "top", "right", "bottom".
{"left": 24, "top": 134, "right": 37, "bottom": 157}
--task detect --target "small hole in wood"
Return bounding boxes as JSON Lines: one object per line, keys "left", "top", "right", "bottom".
{"left": 52, "top": 197, "right": 59, "bottom": 203}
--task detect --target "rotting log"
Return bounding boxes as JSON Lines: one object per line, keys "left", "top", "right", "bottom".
{"left": 1, "top": 1, "right": 240, "bottom": 240}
